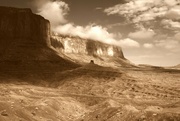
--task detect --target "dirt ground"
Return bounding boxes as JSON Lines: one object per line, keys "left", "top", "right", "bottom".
{"left": 0, "top": 65, "right": 180, "bottom": 121}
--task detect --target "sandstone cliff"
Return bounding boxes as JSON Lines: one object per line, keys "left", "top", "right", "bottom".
{"left": 0, "top": 6, "right": 79, "bottom": 80}
{"left": 0, "top": 6, "right": 50, "bottom": 59}
{"left": 51, "top": 35, "right": 132, "bottom": 67}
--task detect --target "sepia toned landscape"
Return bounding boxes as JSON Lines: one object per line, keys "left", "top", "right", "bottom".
{"left": 0, "top": 0, "right": 180, "bottom": 121}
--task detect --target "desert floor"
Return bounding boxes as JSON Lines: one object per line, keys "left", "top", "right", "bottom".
{"left": 0, "top": 65, "right": 180, "bottom": 121}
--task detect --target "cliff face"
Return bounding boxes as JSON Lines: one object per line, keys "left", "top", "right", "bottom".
{"left": 0, "top": 6, "right": 78, "bottom": 79}
{"left": 0, "top": 6, "right": 50, "bottom": 46}
{"left": 51, "top": 35, "right": 124, "bottom": 58}
{"left": 51, "top": 35, "right": 131, "bottom": 67}
{"left": 0, "top": 6, "right": 52, "bottom": 60}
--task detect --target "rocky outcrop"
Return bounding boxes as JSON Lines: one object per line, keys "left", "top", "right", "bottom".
{"left": 51, "top": 35, "right": 132, "bottom": 67}
{"left": 0, "top": 6, "right": 79, "bottom": 79}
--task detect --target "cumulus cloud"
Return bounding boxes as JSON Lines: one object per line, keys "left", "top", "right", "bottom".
{"left": 143, "top": 43, "right": 154, "bottom": 49}
{"left": 117, "top": 38, "right": 140, "bottom": 48}
{"left": 54, "top": 23, "right": 117, "bottom": 45}
{"left": 54, "top": 22, "right": 140, "bottom": 48}
{"left": 128, "top": 28, "right": 156, "bottom": 40}
{"left": 37, "top": 1, "right": 69, "bottom": 27}
{"left": 54, "top": 23, "right": 140, "bottom": 48}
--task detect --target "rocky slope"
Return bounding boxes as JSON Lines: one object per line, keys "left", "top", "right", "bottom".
{"left": 49, "top": 63, "right": 180, "bottom": 121}
{"left": 0, "top": 83, "right": 179, "bottom": 121}
{"left": 51, "top": 35, "right": 132, "bottom": 67}
{"left": 0, "top": 6, "right": 79, "bottom": 80}
{"left": 0, "top": 64, "right": 179, "bottom": 121}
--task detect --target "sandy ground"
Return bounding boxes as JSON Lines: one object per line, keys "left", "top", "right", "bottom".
{"left": 0, "top": 65, "right": 180, "bottom": 121}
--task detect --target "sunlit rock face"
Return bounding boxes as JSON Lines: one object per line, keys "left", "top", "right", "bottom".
{"left": 51, "top": 35, "right": 129, "bottom": 67}
{"left": 51, "top": 35, "right": 124, "bottom": 58}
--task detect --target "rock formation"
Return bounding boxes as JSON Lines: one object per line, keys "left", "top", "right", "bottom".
{"left": 0, "top": 6, "right": 79, "bottom": 80}
{"left": 0, "top": 6, "right": 50, "bottom": 59}
{"left": 51, "top": 35, "right": 132, "bottom": 67}
{"left": 0, "top": 7, "right": 50, "bottom": 45}
{"left": 51, "top": 35, "right": 124, "bottom": 58}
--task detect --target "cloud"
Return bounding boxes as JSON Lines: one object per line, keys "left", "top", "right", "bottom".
{"left": 117, "top": 38, "right": 140, "bottom": 48}
{"left": 37, "top": 1, "right": 69, "bottom": 27}
{"left": 133, "top": 6, "right": 168, "bottom": 23}
{"left": 166, "top": 6, "right": 180, "bottom": 20}
{"left": 107, "top": 23, "right": 125, "bottom": 29}
{"left": 104, "top": 0, "right": 154, "bottom": 16}
{"left": 95, "top": 7, "right": 103, "bottom": 10}
{"left": 143, "top": 43, "right": 154, "bottom": 48}
{"left": 54, "top": 23, "right": 118, "bottom": 45}
{"left": 155, "top": 39, "right": 179, "bottom": 49}
{"left": 128, "top": 28, "right": 156, "bottom": 40}
{"left": 161, "top": 19, "right": 180, "bottom": 29}
{"left": 164, "top": 0, "right": 179, "bottom": 6}
{"left": 104, "top": 0, "right": 180, "bottom": 23}
{"left": 54, "top": 23, "right": 140, "bottom": 48}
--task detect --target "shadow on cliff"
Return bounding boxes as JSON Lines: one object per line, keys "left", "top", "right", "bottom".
{"left": 0, "top": 45, "right": 80, "bottom": 84}
{"left": 0, "top": 6, "right": 80, "bottom": 84}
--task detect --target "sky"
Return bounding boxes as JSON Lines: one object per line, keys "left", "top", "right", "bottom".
{"left": 1, "top": 0, "right": 180, "bottom": 66}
